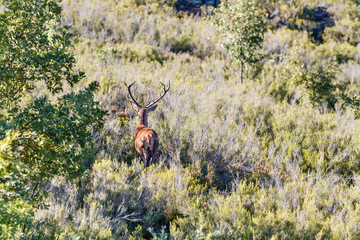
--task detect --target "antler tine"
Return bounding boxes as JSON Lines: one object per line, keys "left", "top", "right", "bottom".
{"left": 124, "top": 80, "right": 142, "bottom": 108}
{"left": 146, "top": 82, "right": 170, "bottom": 108}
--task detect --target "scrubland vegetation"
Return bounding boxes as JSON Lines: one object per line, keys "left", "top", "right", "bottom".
{"left": 2, "top": 0, "right": 360, "bottom": 239}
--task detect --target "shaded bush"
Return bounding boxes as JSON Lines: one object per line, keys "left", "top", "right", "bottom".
{"left": 170, "top": 33, "right": 194, "bottom": 53}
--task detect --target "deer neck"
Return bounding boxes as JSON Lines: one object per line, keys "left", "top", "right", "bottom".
{"left": 137, "top": 109, "right": 148, "bottom": 127}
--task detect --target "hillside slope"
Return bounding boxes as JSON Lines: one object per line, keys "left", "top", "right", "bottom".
{"left": 33, "top": 0, "right": 360, "bottom": 239}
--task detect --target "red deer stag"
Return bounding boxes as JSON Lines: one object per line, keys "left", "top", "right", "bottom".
{"left": 124, "top": 80, "right": 170, "bottom": 167}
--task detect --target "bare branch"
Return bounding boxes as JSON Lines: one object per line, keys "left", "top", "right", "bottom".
{"left": 111, "top": 212, "right": 143, "bottom": 223}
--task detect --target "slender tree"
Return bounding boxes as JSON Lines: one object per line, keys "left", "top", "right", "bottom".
{"left": 212, "top": 0, "right": 268, "bottom": 82}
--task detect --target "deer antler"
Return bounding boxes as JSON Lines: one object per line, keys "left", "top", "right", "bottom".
{"left": 124, "top": 80, "right": 142, "bottom": 108}
{"left": 146, "top": 82, "right": 170, "bottom": 108}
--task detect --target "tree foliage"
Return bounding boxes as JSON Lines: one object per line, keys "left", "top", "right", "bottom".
{"left": 0, "top": 0, "right": 84, "bottom": 108}
{"left": 0, "top": 0, "right": 105, "bottom": 238}
{"left": 342, "top": 93, "right": 360, "bottom": 119}
{"left": 212, "top": 0, "right": 268, "bottom": 82}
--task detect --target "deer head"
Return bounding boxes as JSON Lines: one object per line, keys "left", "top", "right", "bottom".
{"left": 124, "top": 80, "right": 170, "bottom": 127}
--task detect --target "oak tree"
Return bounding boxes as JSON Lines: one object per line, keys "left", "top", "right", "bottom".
{"left": 0, "top": 0, "right": 105, "bottom": 238}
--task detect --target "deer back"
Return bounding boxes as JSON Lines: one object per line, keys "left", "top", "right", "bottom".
{"left": 134, "top": 125, "right": 159, "bottom": 156}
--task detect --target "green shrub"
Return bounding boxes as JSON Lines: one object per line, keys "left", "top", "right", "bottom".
{"left": 170, "top": 34, "right": 194, "bottom": 53}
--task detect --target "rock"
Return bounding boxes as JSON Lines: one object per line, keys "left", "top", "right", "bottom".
{"left": 299, "top": 6, "right": 335, "bottom": 43}
{"left": 300, "top": 6, "right": 332, "bottom": 22}
{"left": 267, "top": 5, "right": 334, "bottom": 43}
{"left": 175, "top": 0, "right": 220, "bottom": 13}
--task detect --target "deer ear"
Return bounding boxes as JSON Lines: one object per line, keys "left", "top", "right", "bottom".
{"left": 146, "top": 105, "right": 158, "bottom": 112}
{"left": 130, "top": 101, "right": 140, "bottom": 111}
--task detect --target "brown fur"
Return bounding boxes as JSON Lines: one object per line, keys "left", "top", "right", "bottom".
{"left": 133, "top": 108, "right": 159, "bottom": 166}
{"left": 134, "top": 125, "right": 159, "bottom": 166}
